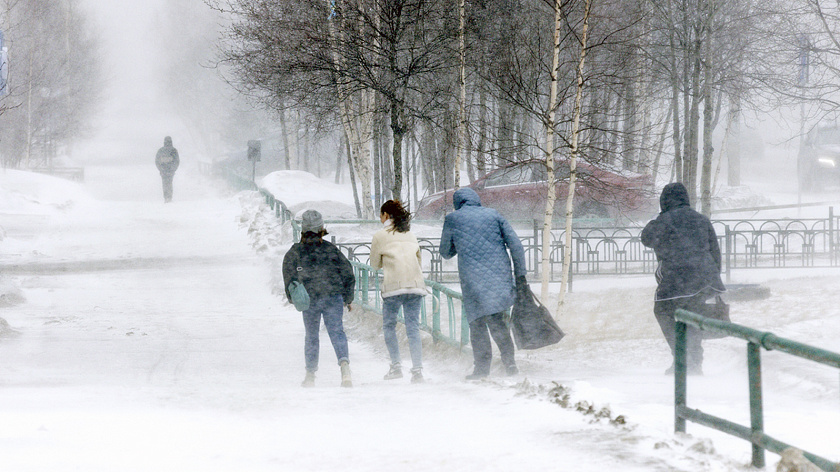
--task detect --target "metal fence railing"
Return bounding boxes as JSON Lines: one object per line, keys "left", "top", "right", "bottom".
{"left": 287, "top": 215, "right": 468, "bottom": 349}
{"left": 226, "top": 169, "right": 839, "bottom": 467}
{"left": 329, "top": 209, "right": 840, "bottom": 287}
{"left": 350, "top": 260, "right": 468, "bottom": 349}
{"left": 674, "top": 309, "right": 840, "bottom": 471}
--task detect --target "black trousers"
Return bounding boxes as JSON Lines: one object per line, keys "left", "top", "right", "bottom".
{"left": 160, "top": 173, "right": 174, "bottom": 202}
{"left": 654, "top": 292, "right": 708, "bottom": 368}
{"left": 468, "top": 312, "right": 516, "bottom": 375}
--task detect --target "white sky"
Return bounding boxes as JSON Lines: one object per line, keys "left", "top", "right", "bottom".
{"left": 75, "top": 0, "right": 195, "bottom": 164}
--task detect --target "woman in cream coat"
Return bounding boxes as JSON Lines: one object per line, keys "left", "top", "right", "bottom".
{"left": 370, "top": 200, "right": 428, "bottom": 383}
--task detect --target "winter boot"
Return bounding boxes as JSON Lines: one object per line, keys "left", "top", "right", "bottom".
{"left": 340, "top": 361, "right": 353, "bottom": 388}
{"left": 410, "top": 368, "right": 424, "bottom": 384}
{"left": 301, "top": 371, "right": 316, "bottom": 388}
{"left": 505, "top": 364, "right": 519, "bottom": 376}
{"left": 384, "top": 363, "right": 403, "bottom": 380}
{"left": 465, "top": 371, "right": 488, "bottom": 381}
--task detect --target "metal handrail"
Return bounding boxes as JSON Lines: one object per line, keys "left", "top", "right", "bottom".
{"left": 674, "top": 309, "right": 840, "bottom": 471}
{"left": 349, "top": 261, "right": 468, "bottom": 348}
{"left": 283, "top": 205, "right": 468, "bottom": 349}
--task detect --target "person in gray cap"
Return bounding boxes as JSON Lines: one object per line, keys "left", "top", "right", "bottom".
{"left": 155, "top": 136, "right": 180, "bottom": 203}
{"left": 283, "top": 210, "right": 356, "bottom": 388}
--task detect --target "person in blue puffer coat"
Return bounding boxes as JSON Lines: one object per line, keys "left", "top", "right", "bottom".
{"left": 439, "top": 187, "right": 527, "bottom": 380}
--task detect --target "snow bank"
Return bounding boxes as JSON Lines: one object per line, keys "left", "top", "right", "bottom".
{"left": 259, "top": 170, "right": 357, "bottom": 220}
{"left": 0, "top": 169, "right": 92, "bottom": 214}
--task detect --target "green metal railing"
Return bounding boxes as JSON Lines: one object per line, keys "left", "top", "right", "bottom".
{"left": 350, "top": 261, "right": 469, "bottom": 348}
{"left": 674, "top": 309, "right": 840, "bottom": 471}
{"left": 286, "top": 214, "right": 469, "bottom": 349}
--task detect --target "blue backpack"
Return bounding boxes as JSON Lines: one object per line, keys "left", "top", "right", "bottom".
{"left": 289, "top": 280, "right": 310, "bottom": 311}
{"left": 289, "top": 255, "right": 310, "bottom": 311}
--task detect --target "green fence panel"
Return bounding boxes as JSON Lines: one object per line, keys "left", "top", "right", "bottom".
{"left": 675, "top": 308, "right": 840, "bottom": 471}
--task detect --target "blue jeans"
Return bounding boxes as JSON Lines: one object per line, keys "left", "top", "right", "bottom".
{"left": 302, "top": 295, "right": 349, "bottom": 372}
{"left": 382, "top": 294, "right": 424, "bottom": 371}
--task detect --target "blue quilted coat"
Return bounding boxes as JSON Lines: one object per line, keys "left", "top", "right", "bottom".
{"left": 439, "top": 188, "right": 527, "bottom": 322}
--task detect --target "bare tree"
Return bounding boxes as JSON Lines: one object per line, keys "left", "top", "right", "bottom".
{"left": 0, "top": 0, "right": 102, "bottom": 169}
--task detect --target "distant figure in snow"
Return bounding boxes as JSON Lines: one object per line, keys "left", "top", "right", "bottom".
{"left": 439, "top": 187, "right": 527, "bottom": 380}
{"left": 283, "top": 210, "right": 356, "bottom": 388}
{"left": 155, "top": 136, "right": 180, "bottom": 203}
{"left": 641, "top": 182, "right": 725, "bottom": 375}
{"left": 369, "top": 200, "right": 428, "bottom": 384}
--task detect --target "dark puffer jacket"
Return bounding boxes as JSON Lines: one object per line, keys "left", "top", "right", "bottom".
{"left": 439, "top": 188, "right": 527, "bottom": 322}
{"left": 282, "top": 236, "right": 355, "bottom": 305}
{"left": 641, "top": 182, "right": 725, "bottom": 301}
{"left": 155, "top": 136, "right": 180, "bottom": 176}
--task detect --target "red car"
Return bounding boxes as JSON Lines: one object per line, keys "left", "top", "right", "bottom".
{"left": 415, "top": 160, "right": 655, "bottom": 221}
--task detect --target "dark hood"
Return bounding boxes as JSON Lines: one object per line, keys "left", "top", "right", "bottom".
{"left": 659, "top": 182, "right": 691, "bottom": 213}
{"left": 453, "top": 187, "right": 482, "bottom": 210}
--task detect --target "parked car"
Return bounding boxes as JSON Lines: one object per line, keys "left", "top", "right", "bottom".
{"left": 798, "top": 124, "right": 840, "bottom": 192}
{"left": 415, "top": 160, "right": 656, "bottom": 222}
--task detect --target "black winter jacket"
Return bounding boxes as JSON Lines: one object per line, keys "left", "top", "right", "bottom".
{"left": 641, "top": 183, "right": 725, "bottom": 301}
{"left": 155, "top": 137, "right": 180, "bottom": 176}
{"left": 282, "top": 237, "right": 355, "bottom": 305}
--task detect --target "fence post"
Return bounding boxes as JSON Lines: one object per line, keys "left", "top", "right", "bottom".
{"left": 460, "top": 303, "right": 470, "bottom": 350}
{"left": 725, "top": 225, "right": 732, "bottom": 283}
{"left": 674, "top": 319, "right": 688, "bottom": 433}
{"left": 568, "top": 236, "right": 574, "bottom": 293}
{"left": 362, "top": 269, "right": 370, "bottom": 305}
{"left": 747, "top": 342, "right": 766, "bottom": 468}
{"left": 830, "top": 207, "right": 835, "bottom": 266}
{"left": 533, "top": 219, "right": 540, "bottom": 278}
{"left": 432, "top": 288, "right": 441, "bottom": 343}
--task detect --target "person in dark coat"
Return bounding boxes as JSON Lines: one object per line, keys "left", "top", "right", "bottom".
{"left": 641, "top": 182, "right": 725, "bottom": 374}
{"left": 283, "top": 210, "right": 356, "bottom": 388}
{"left": 155, "top": 136, "right": 180, "bottom": 203}
{"left": 439, "top": 187, "right": 528, "bottom": 380}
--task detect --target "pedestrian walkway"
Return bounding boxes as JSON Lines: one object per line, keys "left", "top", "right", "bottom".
{"left": 0, "top": 165, "right": 761, "bottom": 471}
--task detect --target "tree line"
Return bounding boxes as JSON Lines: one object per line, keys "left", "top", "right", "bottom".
{"left": 0, "top": 0, "right": 102, "bottom": 169}
{"left": 209, "top": 0, "right": 840, "bottom": 221}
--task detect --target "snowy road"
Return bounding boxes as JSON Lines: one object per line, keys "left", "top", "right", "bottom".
{"left": 1, "top": 164, "right": 837, "bottom": 471}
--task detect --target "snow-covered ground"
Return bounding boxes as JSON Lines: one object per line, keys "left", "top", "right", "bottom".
{"left": 1, "top": 157, "right": 838, "bottom": 471}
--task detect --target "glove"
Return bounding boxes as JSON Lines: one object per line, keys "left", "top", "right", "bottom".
{"left": 515, "top": 275, "right": 529, "bottom": 291}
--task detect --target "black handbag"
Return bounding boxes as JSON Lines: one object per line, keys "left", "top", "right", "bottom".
{"left": 510, "top": 283, "right": 565, "bottom": 350}
{"left": 701, "top": 295, "right": 730, "bottom": 339}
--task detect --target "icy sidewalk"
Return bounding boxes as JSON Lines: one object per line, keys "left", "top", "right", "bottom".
{"left": 0, "top": 167, "right": 805, "bottom": 471}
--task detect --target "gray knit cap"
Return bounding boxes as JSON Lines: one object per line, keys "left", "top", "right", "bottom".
{"left": 300, "top": 210, "right": 324, "bottom": 234}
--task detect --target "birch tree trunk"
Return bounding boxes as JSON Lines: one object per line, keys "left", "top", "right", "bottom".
{"left": 700, "top": 22, "right": 714, "bottom": 216}
{"left": 344, "top": 130, "right": 362, "bottom": 218}
{"left": 329, "top": 8, "right": 375, "bottom": 219}
{"left": 539, "top": 0, "right": 564, "bottom": 302}
{"left": 455, "top": 0, "right": 466, "bottom": 191}
{"left": 26, "top": 52, "right": 33, "bottom": 166}
{"left": 390, "top": 101, "right": 405, "bottom": 201}
{"left": 557, "top": 0, "right": 592, "bottom": 311}
{"left": 338, "top": 91, "right": 375, "bottom": 219}
{"left": 279, "top": 107, "right": 291, "bottom": 169}
{"left": 726, "top": 94, "right": 741, "bottom": 187}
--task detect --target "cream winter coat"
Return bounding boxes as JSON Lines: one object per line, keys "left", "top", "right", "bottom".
{"left": 370, "top": 223, "right": 428, "bottom": 298}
